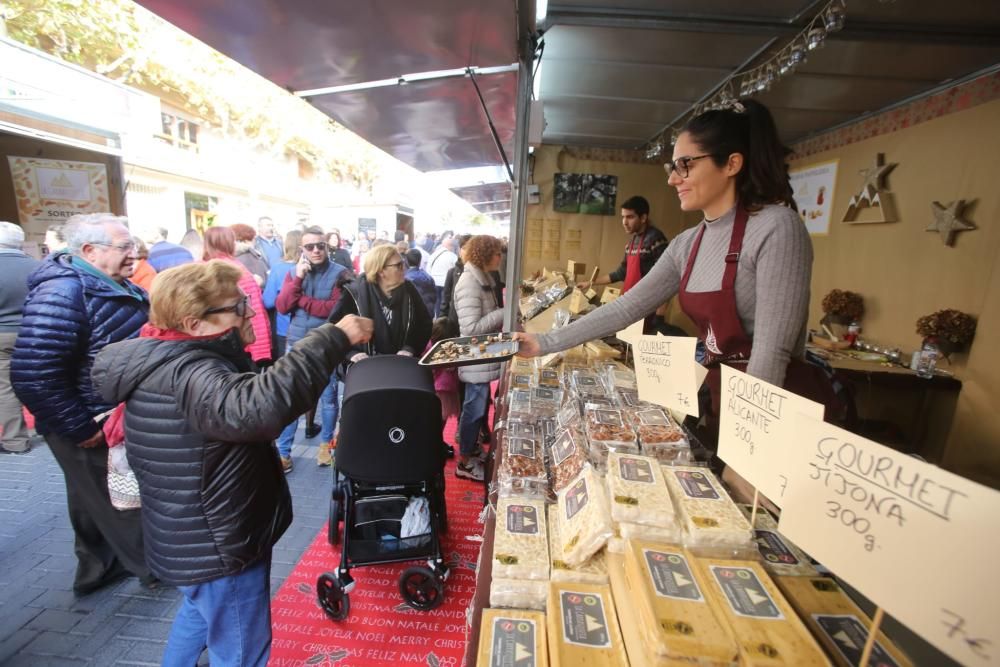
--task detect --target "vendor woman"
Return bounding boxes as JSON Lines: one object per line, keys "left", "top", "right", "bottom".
{"left": 515, "top": 99, "right": 834, "bottom": 432}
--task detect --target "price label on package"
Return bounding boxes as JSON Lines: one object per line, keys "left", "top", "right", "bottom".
{"left": 632, "top": 335, "right": 699, "bottom": 417}
{"left": 718, "top": 366, "right": 823, "bottom": 506}
{"left": 779, "top": 415, "right": 1000, "bottom": 666}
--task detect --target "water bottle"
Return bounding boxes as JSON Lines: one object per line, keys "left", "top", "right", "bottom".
{"left": 915, "top": 341, "right": 939, "bottom": 379}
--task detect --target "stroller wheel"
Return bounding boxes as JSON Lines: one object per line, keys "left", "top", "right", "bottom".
{"left": 317, "top": 572, "right": 350, "bottom": 621}
{"left": 399, "top": 566, "right": 445, "bottom": 611}
{"left": 327, "top": 496, "right": 341, "bottom": 546}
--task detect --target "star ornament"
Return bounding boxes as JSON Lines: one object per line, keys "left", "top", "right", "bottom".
{"left": 843, "top": 153, "right": 898, "bottom": 223}
{"left": 856, "top": 156, "right": 896, "bottom": 205}
{"left": 927, "top": 200, "right": 976, "bottom": 246}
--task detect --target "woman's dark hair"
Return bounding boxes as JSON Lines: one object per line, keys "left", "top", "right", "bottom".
{"left": 680, "top": 99, "right": 796, "bottom": 212}
{"left": 431, "top": 316, "right": 458, "bottom": 342}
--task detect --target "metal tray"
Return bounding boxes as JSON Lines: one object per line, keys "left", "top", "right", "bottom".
{"left": 418, "top": 333, "right": 520, "bottom": 368}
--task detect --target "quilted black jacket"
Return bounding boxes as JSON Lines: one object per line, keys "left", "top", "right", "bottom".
{"left": 91, "top": 324, "right": 352, "bottom": 585}
{"left": 11, "top": 252, "right": 149, "bottom": 443}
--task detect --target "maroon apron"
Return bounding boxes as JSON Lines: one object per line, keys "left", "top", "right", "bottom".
{"left": 678, "top": 208, "right": 839, "bottom": 424}
{"left": 622, "top": 231, "right": 645, "bottom": 293}
{"left": 623, "top": 229, "right": 657, "bottom": 333}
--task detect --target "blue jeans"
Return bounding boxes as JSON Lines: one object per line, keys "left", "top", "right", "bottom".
{"left": 162, "top": 558, "right": 272, "bottom": 667}
{"left": 458, "top": 382, "right": 489, "bottom": 457}
{"left": 276, "top": 370, "right": 339, "bottom": 457}
{"left": 434, "top": 285, "right": 445, "bottom": 318}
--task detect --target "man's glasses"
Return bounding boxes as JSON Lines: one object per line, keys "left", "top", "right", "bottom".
{"left": 663, "top": 154, "right": 714, "bottom": 179}
{"left": 93, "top": 241, "right": 137, "bottom": 253}
{"left": 302, "top": 242, "right": 327, "bottom": 251}
{"left": 203, "top": 294, "right": 250, "bottom": 319}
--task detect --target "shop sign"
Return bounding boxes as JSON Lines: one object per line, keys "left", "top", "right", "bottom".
{"left": 632, "top": 334, "right": 700, "bottom": 418}
{"left": 779, "top": 415, "right": 1000, "bottom": 666}
{"left": 717, "top": 365, "right": 823, "bottom": 507}
{"left": 8, "top": 156, "right": 110, "bottom": 242}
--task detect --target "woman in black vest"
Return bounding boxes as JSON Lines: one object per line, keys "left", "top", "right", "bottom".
{"left": 328, "top": 244, "right": 432, "bottom": 374}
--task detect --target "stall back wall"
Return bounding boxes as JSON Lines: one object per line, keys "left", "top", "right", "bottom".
{"left": 789, "top": 98, "right": 1000, "bottom": 489}
{"left": 523, "top": 146, "right": 701, "bottom": 333}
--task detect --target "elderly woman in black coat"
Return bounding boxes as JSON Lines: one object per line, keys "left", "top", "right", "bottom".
{"left": 92, "top": 260, "right": 372, "bottom": 666}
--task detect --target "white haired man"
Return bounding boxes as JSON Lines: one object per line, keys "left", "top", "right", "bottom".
{"left": 11, "top": 213, "right": 155, "bottom": 594}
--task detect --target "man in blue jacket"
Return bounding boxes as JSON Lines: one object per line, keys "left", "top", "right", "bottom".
{"left": 11, "top": 212, "right": 155, "bottom": 595}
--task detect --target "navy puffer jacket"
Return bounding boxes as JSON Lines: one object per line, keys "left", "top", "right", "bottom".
{"left": 11, "top": 252, "right": 148, "bottom": 443}
{"left": 92, "top": 324, "right": 352, "bottom": 585}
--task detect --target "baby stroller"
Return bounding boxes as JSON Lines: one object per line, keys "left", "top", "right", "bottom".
{"left": 317, "top": 355, "right": 449, "bottom": 621}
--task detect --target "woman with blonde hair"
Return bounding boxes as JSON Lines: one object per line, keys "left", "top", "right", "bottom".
{"left": 202, "top": 226, "right": 272, "bottom": 364}
{"left": 327, "top": 243, "right": 431, "bottom": 375}
{"left": 92, "top": 260, "right": 372, "bottom": 666}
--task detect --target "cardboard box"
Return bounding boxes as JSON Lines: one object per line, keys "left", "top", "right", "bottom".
{"left": 567, "top": 260, "right": 586, "bottom": 276}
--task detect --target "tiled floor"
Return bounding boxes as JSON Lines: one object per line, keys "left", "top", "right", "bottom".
{"left": 0, "top": 422, "right": 332, "bottom": 666}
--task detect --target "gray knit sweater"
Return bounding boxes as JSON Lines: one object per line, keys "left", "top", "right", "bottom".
{"left": 537, "top": 205, "right": 812, "bottom": 386}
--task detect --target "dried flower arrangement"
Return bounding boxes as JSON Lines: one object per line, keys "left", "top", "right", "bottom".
{"left": 821, "top": 289, "right": 865, "bottom": 323}
{"left": 916, "top": 309, "right": 977, "bottom": 347}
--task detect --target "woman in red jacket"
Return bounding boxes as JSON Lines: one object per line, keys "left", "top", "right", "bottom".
{"left": 202, "top": 226, "right": 272, "bottom": 364}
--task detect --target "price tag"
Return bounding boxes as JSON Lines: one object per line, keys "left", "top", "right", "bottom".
{"left": 779, "top": 415, "right": 1000, "bottom": 666}
{"left": 718, "top": 366, "right": 823, "bottom": 507}
{"left": 616, "top": 318, "right": 644, "bottom": 346}
{"left": 632, "top": 335, "right": 699, "bottom": 417}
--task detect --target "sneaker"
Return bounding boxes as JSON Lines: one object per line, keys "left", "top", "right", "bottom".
{"left": 280, "top": 456, "right": 293, "bottom": 474}
{"left": 455, "top": 460, "right": 485, "bottom": 482}
{"left": 317, "top": 439, "right": 334, "bottom": 467}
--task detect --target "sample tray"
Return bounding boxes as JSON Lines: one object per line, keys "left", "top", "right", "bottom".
{"left": 418, "top": 333, "right": 519, "bottom": 368}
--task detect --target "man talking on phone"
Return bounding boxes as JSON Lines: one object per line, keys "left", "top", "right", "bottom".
{"left": 275, "top": 226, "right": 348, "bottom": 470}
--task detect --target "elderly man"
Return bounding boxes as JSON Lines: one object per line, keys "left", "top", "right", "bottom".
{"left": 254, "top": 216, "right": 283, "bottom": 268}
{"left": 92, "top": 260, "right": 372, "bottom": 665}
{"left": 0, "top": 222, "right": 40, "bottom": 453}
{"left": 11, "top": 212, "right": 154, "bottom": 594}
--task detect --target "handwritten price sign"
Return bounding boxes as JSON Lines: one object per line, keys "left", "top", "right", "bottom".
{"left": 779, "top": 415, "right": 1000, "bottom": 666}
{"left": 632, "top": 335, "right": 699, "bottom": 417}
{"left": 717, "top": 366, "right": 822, "bottom": 507}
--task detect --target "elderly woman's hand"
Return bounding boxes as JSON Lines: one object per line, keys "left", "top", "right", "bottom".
{"left": 512, "top": 332, "right": 541, "bottom": 358}
{"left": 335, "top": 315, "right": 374, "bottom": 346}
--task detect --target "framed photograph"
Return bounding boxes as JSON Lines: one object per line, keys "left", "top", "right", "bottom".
{"left": 554, "top": 173, "right": 618, "bottom": 215}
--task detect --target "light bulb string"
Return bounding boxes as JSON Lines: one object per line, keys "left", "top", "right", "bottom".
{"left": 647, "top": 0, "right": 846, "bottom": 158}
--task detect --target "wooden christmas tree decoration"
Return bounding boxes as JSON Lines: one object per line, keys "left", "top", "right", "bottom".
{"left": 927, "top": 199, "right": 976, "bottom": 246}
{"left": 842, "top": 153, "right": 897, "bottom": 223}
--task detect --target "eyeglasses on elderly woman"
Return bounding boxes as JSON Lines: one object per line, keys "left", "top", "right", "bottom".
{"left": 203, "top": 294, "right": 250, "bottom": 319}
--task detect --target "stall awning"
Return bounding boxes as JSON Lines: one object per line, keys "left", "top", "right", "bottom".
{"left": 134, "top": 0, "right": 521, "bottom": 173}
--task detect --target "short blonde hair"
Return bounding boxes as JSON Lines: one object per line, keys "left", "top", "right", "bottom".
{"left": 149, "top": 260, "right": 243, "bottom": 330}
{"left": 363, "top": 244, "right": 403, "bottom": 283}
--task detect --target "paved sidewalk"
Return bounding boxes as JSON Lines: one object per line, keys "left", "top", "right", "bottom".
{"left": 0, "top": 424, "right": 333, "bottom": 666}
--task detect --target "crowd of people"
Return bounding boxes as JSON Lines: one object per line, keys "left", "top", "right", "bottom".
{"left": 0, "top": 212, "right": 506, "bottom": 665}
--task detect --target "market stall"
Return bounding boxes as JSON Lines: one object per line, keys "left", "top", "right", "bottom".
{"left": 460, "top": 328, "right": 991, "bottom": 666}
